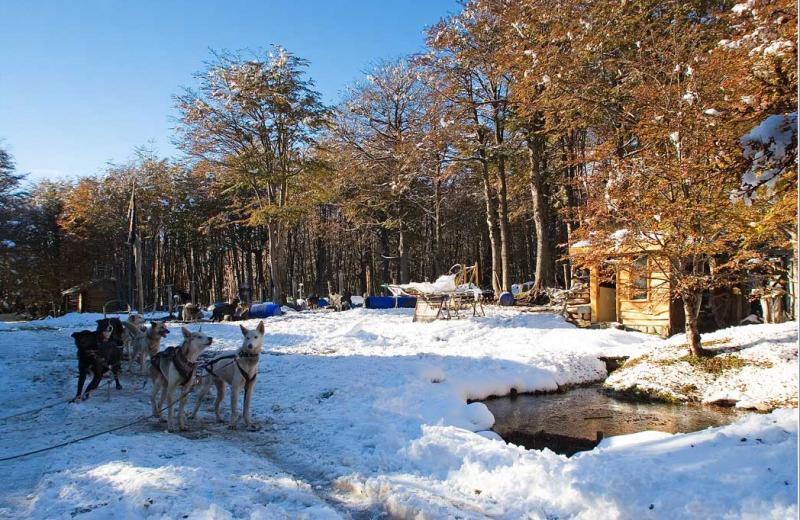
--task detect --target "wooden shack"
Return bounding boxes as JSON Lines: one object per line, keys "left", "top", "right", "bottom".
{"left": 568, "top": 246, "right": 749, "bottom": 337}
{"left": 61, "top": 278, "right": 119, "bottom": 313}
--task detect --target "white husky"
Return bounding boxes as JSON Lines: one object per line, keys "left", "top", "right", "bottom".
{"left": 190, "top": 320, "right": 264, "bottom": 429}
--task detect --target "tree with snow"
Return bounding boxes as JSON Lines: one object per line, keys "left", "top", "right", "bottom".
{"left": 175, "top": 48, "right": 329, "bottom": 303}
{"left": 570, "top": 0, "right": 787, "bottom": 356}
{"left": 0, "top": 146, "right": 26, "bottom": 303}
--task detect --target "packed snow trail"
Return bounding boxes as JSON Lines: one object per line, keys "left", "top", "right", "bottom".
{"left": 0, "top": 309, "right": 796, "bottom": 518}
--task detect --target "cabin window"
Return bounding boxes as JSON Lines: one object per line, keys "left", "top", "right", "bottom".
{"left": 631, "top": 256, "right": 649, "bottom": 300}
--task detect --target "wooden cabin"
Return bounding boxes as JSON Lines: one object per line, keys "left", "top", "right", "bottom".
{"left": 61, "top": 278, "right": 119, "bottom": 313}
{"left": 568, "top": 246, "right": 750, "bottom": 337}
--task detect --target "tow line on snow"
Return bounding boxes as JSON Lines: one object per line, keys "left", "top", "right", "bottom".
{"left": 0, "top": 380, "right": 115, "bottom": 422}
{"left": 0, "top": 397, "right": 72, "bottom": 421}
{"left": 0, "top": 385, "right": 201, "bottom": 462}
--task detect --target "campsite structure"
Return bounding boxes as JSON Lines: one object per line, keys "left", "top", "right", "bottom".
{"left": 568, "top": 243, "right": 756, "bottom": 336}
{"left": 61, "top": 278, "right": 119, "bottom": 314}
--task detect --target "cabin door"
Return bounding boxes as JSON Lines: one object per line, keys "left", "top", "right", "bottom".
{"left": 597, "top": 264, "right": 617, "bottom": 323}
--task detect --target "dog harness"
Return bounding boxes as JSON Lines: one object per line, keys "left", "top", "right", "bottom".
{"left": 203, "top": 351, "right": 259, "bottom": 385}
{"left": 152, "top": 346, "right": 197, "bottom": 386}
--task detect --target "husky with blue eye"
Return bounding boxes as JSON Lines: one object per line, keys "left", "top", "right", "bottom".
{"left": 190, "top": 320, "right": 264, "bottom": 429}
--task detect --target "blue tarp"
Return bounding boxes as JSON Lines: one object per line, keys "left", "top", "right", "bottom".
{"left": 365, "top": 296, "right": 417, "bottom": 309}
{"left": 249, "top": 302, "right": 283, "bottom": 318}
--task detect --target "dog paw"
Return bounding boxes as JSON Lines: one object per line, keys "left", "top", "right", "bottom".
{"left": 116, "top": 384, "right": 123, "bottom": 390}
{"left": 227, "top": 424, "right": 238, "bottom": 430}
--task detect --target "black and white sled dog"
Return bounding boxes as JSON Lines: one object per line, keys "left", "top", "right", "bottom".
{"left": 190, "top": 320, "right": 264, "bottom": 429}
{"left": 149, "top": 327, "right": 213, "bottom": 431}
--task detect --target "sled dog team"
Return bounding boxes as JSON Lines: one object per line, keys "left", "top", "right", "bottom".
{"left": 71, "top": 315, "right": 265, "bottom": 431}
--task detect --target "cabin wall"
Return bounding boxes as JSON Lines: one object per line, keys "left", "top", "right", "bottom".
{"left": 617, "top": 259, "right": 672, "bottom": 336}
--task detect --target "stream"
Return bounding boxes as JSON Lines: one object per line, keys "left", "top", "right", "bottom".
{"left": 483, "top": 384, "right": 747, "bottom": 456}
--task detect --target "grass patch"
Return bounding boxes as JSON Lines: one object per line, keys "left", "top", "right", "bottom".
{"left": 616, "top": 351, "right": 773, "bottom": 374}
{"left": 678, "top": 354, "right": 772, "bottom": 373}
{"left": 620, "top": 355, "right": 649, "bottom": 369}
{"left": 676, "top": 383, "right": 700, "bottom": 401}
{"left": 605, "top": 385, "right": 685, "bottom": 404}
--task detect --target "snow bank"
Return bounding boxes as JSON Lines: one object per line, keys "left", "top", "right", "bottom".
{"left": 343, "top": 409, "right": 797, "bottom": 519}
{"left": 605, "top": 322, "right": 798, "bottom": 409}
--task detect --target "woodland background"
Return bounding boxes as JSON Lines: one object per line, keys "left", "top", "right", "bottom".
{"left": 0, "top": 0, "right": 795, "bottom": 332}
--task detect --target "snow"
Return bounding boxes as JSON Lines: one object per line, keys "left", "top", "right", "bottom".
{"left": 739, "top": 112, "right": 797, "bottom": 198}
{"left": 605, "top": 322, "right": 798, "bottom": 410}
{"left": 732, "top": 1, "right": 754, "bottom": 15}
{"left": 0, "top": 310, "right": 796, "bottom": 518}
{"left": 400, "top": 273, "right": 457, "bottom": 294}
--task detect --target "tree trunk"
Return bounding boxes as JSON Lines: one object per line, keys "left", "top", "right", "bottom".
{"left": 682, "top": 290, "right": 708, "bottom": 356}
{"left": 433, "top": 177, "right": 442, "bottom": 276}
{"left": 267, "top": 220, "right": 287, "bottom": 304}
{"left": 496, "top": 155, "right": 511, "bottom": 292}
{"left": 480, "top": 160, "right": 502, "bottom": 296}
{"left": 527, "top": 140, "right": 554, "bottom": 289}
{"left": 398, "top": 223, "right": 410, "bottom": 284}
{"left": 379, "top": 227, "right": 390, "bottom": 286}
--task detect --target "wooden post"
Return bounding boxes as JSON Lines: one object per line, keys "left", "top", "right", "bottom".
{"left": 167, "top": 284, "right": 174, "bottom": 317}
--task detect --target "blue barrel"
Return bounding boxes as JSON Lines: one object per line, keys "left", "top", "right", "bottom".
{"left": 498, "top": 291, "right": 515, "bottom": 306}
{"left": 365, "top": 296, "right": 417, "bottom": 309}
{"left": 249, "top": 302, "right": 283, "bottom": 318}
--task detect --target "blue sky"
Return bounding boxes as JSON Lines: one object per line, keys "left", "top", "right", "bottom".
{"left": 0, "top": 1, "right": 459, "bottom": 181}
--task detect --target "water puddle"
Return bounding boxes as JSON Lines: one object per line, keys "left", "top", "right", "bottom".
{"left": 483, "top": 384, "right": 747, "bottom": 456}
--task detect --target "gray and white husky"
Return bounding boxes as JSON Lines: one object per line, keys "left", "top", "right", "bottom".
{"left": 150, "top": 327, "right": 212, "bottom": 431}
{"left": 124, "top": 320, "right": 169, "bottom": 375}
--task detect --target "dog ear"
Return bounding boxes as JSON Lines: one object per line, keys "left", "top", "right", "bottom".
{"left": 182, "top": 326, "right": 190, "bottom": 338}
{"left": 257, "top": 320, "right": 265, "bottom": 334}
{"left": 239, "top": 324, "right": 248, "bottom": 336}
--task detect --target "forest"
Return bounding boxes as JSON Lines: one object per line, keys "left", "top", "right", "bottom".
{"left": 0, "top": 0, "right": 796, "bottom": 353}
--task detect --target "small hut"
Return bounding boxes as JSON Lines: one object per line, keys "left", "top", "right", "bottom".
{"left": 568, "top": 244, "right": 750, "bottom": 337}
{"left": 61, "top": 278, "right": 118, "bottom": 313}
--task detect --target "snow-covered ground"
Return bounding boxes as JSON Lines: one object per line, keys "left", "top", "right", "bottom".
{"left": 0, "top": 309, "right": 796, "bottom": 519}
{"left": 605, "top": 322, "right": 798, "bottom": 410}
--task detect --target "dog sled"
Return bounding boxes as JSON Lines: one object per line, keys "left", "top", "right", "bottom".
{"left": 384, "top": 263, "right": 486, "bottom": 323}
